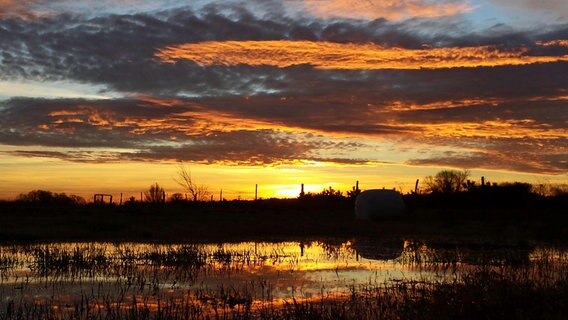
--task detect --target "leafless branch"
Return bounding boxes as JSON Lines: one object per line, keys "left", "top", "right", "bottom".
{"left": 174, "top": 162, "right": 209, "bottom": 201}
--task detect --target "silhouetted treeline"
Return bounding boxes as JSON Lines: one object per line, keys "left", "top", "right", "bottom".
{"left": 405, "top": 182, "right": 568, "bottom": 211}
{"left": 2, "top": 180, "right": 567, "bottom": 213}
{"left": 2, "top": 184, "right": 567, "bottom": 245}
{"left": 14, "top": 190, "right": 86, "bottom": 206}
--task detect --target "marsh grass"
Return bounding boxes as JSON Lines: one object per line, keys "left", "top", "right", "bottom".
{"left": 1, "top": 242, "right": 567, "bottom": 319}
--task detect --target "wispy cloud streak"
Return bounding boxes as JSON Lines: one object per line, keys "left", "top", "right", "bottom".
{"left": 157, "top": 40, "right": 568, "bottom": 70}
{"left": 296, "top": 0, "right": 473, "bottom": 20}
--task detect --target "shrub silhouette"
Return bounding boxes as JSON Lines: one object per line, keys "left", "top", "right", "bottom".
{"left": 145, "top": 183, "right": 165, "bottom": 203}
{"left": 169, "top": 193, "right": 186, "bottom": 203}
{"left": 424, "top": 170, "right": 470, "bottom": 194}
{"left": 300, "top": 186, "right": 344, "bottom": 200}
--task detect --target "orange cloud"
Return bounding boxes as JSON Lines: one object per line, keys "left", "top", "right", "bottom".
{"left": 383, "top": 98, "right": 502, "bottom": 111}
{"left": 414, "top": 120, "right": 567, "bottom": 140}
{"left": 156, "top": 40, "right": 568, "bottom": 70}
{"left": 298, "top": 0, "right": 472, "bottom": 20}
{"left": 536, "top": 40, "right": 568, "bottom": 47}
{"left": 43, "top": 101, "right": 309, "bottom": 139}
{"left": 0, "top": 0, "right": 38, "bottom": 19}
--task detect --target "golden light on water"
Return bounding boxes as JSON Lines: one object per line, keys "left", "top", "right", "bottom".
{"left": 2, "top": 240, "right": 567, "bottom": 319}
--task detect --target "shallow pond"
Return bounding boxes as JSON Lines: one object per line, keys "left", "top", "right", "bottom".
{"left": 0, "top": 239, "right": 566, "bottom": 319}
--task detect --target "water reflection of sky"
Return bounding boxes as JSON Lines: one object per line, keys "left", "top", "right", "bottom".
{"left": 171, "top": 241, "right": 432, "bottom": 301}
{"left": 1, "top": 240, "right": 566, "bottom": 309}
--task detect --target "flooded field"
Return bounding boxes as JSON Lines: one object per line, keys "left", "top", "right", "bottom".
{"left": 1, "top": 240, "right": 567, "bottom": 319}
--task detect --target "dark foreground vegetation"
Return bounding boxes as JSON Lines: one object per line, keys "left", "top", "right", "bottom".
{"left": 1, "top": 241, "right": 567, "bottom": 320}
{"left": 1, "top": 172, "right": 567, "bottom": 320}
{"left": 1, "top": 180, "right": 567, "bottom": 245}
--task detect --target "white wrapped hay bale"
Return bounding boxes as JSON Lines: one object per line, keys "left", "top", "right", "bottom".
{"left": 355, "top": 189, "right": 405, "bottom": 220}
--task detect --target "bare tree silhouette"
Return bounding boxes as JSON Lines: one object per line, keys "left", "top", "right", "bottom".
{"left": 174, "top": 163, "right": 209, "bottom": 202}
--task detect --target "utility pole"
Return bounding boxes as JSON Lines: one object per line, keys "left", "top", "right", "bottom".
{"left": 255, "top": 184, "right": 258, "bottom": 200}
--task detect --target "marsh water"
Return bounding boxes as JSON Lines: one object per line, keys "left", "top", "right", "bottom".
{"left": 1, "top": 240, "right": 567, "bottom": 318}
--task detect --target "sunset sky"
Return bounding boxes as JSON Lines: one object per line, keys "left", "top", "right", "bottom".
{"left": 0, "top": 0, "right": 567, "bottom": 200}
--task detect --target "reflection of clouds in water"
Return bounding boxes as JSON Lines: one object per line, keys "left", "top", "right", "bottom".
{"left": 0, "top": 240, "right": 560, "bottom": 311}
{"left": 189, "top": 240, "right": 412, "bottom": 300}
{"left": 0, "top": 240, "right": 419, "bottom": 305}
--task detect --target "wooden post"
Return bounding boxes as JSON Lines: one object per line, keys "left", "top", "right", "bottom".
{"left": 300, "top": 183, "right": 305, "bottom": 197}
{"left": 255, "top": 184, "right": 258, "bottom": 201}
{"left": 415, "top": 179, "right": 419, "bottom": 194}
{"left": 356, "top": 180, "right": 359, "bottom": 191}
{"left": 120, "top": 193, "right": 123, "bottom": 205}
{"left": 220, "top": 189, "right": 223, "bottom": 201}
{"left": 481, "top": 176, "right": 485, "bottom": 187}
{"left": 210, "top": 195, "right": 213, "bottom": 202}
{"left": 140, "top": 192, "right": 143, "bottom": 202}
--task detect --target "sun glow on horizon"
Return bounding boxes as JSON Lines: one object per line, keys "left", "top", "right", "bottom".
{"left": 0, "top": 152, "right": 566, "bottom": 201}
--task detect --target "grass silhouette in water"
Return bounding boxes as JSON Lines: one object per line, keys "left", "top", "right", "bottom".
{"left": 0, "top": 242, "right": 567, "bottom": 319}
